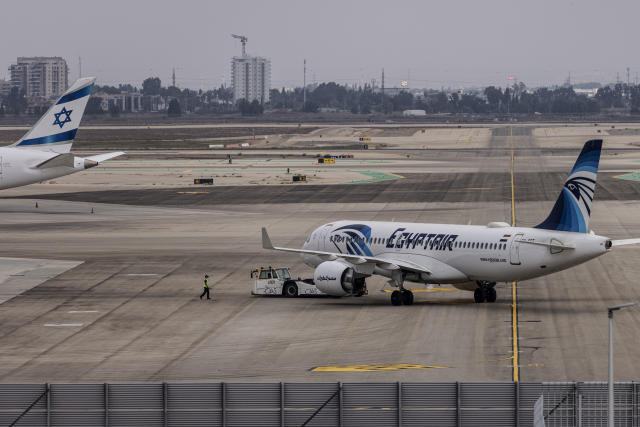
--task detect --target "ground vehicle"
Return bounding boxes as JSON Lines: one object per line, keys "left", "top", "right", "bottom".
{"left": 251, "top": 267, "right": 324, "bottom": 297}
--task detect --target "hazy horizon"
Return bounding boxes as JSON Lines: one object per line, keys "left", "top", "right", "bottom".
{"left": 2, "top": 0, "right": 639, "bottom": 91}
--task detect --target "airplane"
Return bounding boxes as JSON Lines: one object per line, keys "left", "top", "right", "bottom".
{"left": 262, "top": 139, "right": 640, "bottom": 305}
{"left": 0, "top": 77, "right": 124, "bottom": 190}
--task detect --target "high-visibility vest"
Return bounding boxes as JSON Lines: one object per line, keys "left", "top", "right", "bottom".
{"left": 203, "top": 279, "right": 209, "bottom": 288}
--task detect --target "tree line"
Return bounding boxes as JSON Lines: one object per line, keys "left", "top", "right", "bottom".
{"left": 2, "top": 77, "right": 640, "bottom": 117}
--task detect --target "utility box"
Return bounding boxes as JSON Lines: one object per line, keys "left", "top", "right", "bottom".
{"left": 293, "top": 175, "right": 306, "bottom": 182}
{"left": 194, "top": 178, "right": 214, "bottom": 185}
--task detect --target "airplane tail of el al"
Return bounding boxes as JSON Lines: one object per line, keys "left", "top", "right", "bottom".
{"left": 535, "top": 139, "right": 602, "bottom": 233}
{"left": 10, "top": 77, "right": 96, "bottom": 154}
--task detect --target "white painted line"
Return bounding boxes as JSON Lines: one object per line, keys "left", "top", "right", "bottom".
{"left": 44, "top": 323, "right": 84, "bottom": 327}
{"left": 67, "top": 310, "right": 99, "bottom": 314}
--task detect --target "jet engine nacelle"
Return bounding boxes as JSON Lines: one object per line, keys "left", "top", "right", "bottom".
{"left": 313, "top": 261, "right": 355, "bottom": 296}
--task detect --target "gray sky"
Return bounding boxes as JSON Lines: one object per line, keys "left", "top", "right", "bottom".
{"left": 2, "top": 0, "right": 639, "bottom": 90}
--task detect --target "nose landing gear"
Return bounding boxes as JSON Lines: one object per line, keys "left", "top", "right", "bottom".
{"left": 474, "top": 281, "right": 497, "bottom": 303}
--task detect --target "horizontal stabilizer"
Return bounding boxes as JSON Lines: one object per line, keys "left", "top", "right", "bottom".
{"left": 36, "top": 153, "right": 75, "bottom": 169}
{"left": 611, "top": 238, "right": 640, "bottom": 247}
{"left": 85, "top": 152, "right": 125, "bottom": 163}
{"left": 520, "top": 240, "right": 576, "bottom": 250}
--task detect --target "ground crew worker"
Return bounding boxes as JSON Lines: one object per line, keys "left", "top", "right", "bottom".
{"left": 200, "top": 274, "right": 211, "bottom": 300}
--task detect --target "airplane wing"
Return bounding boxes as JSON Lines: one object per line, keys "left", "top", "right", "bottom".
{"left": 611, "top": 238, "right": 640, "bottom": 247}
{"left": 261, "top": 227, "right": 431, "bottom": 274}
{"left": 85, "top": 152, "right": 125, "bottom": 163}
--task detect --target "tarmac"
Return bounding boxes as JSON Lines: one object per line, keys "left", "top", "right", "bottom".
{"left": 0, "top": 124, "right": 640, "bottom": 383}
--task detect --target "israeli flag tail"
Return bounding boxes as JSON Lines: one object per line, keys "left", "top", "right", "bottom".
{"left": 11, "top": 77, "right": 96, "bottom": 153}
{"left": 535, "top": 139, "right": 602, "bottom": 233}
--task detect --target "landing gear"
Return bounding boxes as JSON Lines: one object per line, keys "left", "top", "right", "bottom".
{"left": 391, "top": 290, "right": 402, "bottom": 306}
{"left": 390, "top": 289, "right": 414, "bottom": 306}
{"left": 401, "top": 290, "right": 414, "bottom": 305}
{"left": 474, "top": 282, "right": 497, "bottom": 303}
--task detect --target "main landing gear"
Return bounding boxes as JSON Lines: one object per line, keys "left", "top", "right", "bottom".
{"left": 474, "top": 281, "right": 497, "bottom": 303}
{"left": 389, "top": 271, "right": 413, "bottom": 306}
{"left": 391, "top": 289, "right": 414, "bottom": 306}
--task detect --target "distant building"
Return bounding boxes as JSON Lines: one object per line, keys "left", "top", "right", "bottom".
{"left": 9, "top": 57, "right": 68, "bottom": 99}
{"left": 95, "top": 91, "right": 144, "bottom": 113}
{"left": 402, "top": 109, "right": 427, "bottom": 117}
{"left": 0, "top": 79, "right": 10, "bottom": 97}
{"left": 231, "top": 55, "right": 271, "bottom": 104}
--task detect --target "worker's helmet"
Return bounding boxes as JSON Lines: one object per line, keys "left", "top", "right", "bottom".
{"left": 205, "top": 274, "right": 209, "bottom": 278}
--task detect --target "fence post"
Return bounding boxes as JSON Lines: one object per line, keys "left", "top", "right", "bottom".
{"left": 397, "top": 382, "right": 402, "bottom": 427}
{"left": 578, "top": 390, "right": 583, "bottom": 427}
{"left": 633, "top": 382, "right": 637, "bottom": 427}
{"left": 104, "top": 383, "right": 109, "bottom": 427}
{"left": 163, "top": 382, "right": 168, "bottom": 427}
{"left": 222, "top": 382, "right": 227, "bottom": 427}
{"left": 280, "top": 382, "right": 284, "bottom": 427}
{"left": 515, "top": 381, "right": 519, "bottom": 427}
{"left": 339, "top": 382, "right": 343, "bottom": 427}
{"left": 46, "top": 383, "right": 51, "bottom": 427}
{"left": 456, "top": 382, "right": 461, "bottom": 427}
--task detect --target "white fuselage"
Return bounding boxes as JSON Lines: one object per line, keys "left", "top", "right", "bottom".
{"left": 301, "top": 220, "right": 610, "bottom": 288}
{"left": 0, "top": 147, "right": 87, "bottom": 190}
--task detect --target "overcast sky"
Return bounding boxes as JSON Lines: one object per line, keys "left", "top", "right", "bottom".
{"left": 2, "top": 0, "right": 639, "bottom": 90}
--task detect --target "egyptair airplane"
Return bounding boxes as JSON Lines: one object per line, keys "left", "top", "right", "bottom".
{"left": 0, "top": 77, "right": 123, "bottom": 190}
{"left": 262, "top": 139, "right": 640, "bottom": 305}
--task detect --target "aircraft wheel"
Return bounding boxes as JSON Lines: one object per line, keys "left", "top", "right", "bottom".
{"left": 401, "top": 290, "right": 414, "bottom": 305}
{"left": 486, "top": 287, "right": 497, "bottom": 303}
{"left": 474, "top": 288, "right": 486, "bottom": 303}
{"left": 283, "top": 283, "right": 298, "bottom": 298}
{"left": 391, "top": 290, "right": 402, "bottom": 306}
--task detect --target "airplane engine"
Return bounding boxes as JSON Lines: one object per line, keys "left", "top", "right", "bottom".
{"left": 313, "top": 261, "right": 355, "bottom": 296}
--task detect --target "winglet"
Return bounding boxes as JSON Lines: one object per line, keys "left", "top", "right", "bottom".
{"left": 262, "top": 227, "right": 275, "bottom": 250}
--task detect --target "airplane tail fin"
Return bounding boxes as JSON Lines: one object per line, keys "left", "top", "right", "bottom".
{"left": 11, "top": 77, "right": 96, "bottom": 153}
{"left": 535, "top": 139, "right": 602, "bottom": 233}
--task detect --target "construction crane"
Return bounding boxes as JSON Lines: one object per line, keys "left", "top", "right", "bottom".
{"left": 231, "top": 34, "right": 248, "bottom": 56}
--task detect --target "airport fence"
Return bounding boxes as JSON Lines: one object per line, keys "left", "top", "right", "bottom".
{"left": 0, "top": 381, "right": 638, "bottom": 426}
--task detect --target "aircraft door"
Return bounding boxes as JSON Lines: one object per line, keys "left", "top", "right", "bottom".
{"left": 509, "top": 233, "right": 523, "bottom": 265}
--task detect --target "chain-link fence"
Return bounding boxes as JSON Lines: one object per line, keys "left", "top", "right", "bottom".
{"left": 1, "top": 381, "right": 638, "bottom": 426}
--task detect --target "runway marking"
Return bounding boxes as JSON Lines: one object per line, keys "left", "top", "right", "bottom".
{"left": 510, "top": 126, "right": 520, "bottom": 383}
{"left": 67, "top": 310, "right": 99, "bottom": 314}
{"left": 44, "top": 323, "right": 84, "bottom": 327}
{"left": 177, "top": 191, "right": 210, "bottom": 195}
{"left": 312, "top": 363, "right": 449, "bottom": 372}
{"left": 614, "top": 172, "right": 640, "bottom": 182}
{"left": 348, "top": 171, "right": 404, "bottom": 184}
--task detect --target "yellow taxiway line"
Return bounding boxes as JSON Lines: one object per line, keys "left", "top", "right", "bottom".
{"left": 510, "top": 126, "right": 520, "bottom": 382}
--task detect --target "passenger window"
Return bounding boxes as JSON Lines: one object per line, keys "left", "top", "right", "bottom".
{"left": 259, "top": 270, "right": 268, "bottom": 279}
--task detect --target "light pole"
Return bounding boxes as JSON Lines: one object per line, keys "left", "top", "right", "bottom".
{"left": 608, "top": 302, "right": 637, "bottom": 426}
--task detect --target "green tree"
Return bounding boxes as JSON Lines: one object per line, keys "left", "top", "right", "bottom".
{"left": 7, "top": 87, "right": 27, "bottom": 115}
{"left": 167, "top": 98, "right": 182, "bottom": 117}
{"left": 86, "top": 97, "right": 104, "bottom": 115}
{"left": 142, "top": 77, "right": 162, "bottom": 96}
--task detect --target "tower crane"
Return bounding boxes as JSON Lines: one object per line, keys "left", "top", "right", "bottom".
{"left": 231, "top": 34, "right": 248, "bottom": 56}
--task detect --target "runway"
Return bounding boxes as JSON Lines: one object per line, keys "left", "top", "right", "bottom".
{"left": 0, "top": 125, "right": 640, "bottom": 383}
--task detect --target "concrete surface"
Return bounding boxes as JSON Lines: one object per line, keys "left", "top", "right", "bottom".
{"left": 0, "top": 124, "right": 639, "bottom": 383}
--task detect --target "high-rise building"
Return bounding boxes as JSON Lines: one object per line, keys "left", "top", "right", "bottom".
{"left": 9, "top": 57, "right": 68, "bottom": 98}
{"left": 231, "top": 55, "right": 271, "bottom": 104}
